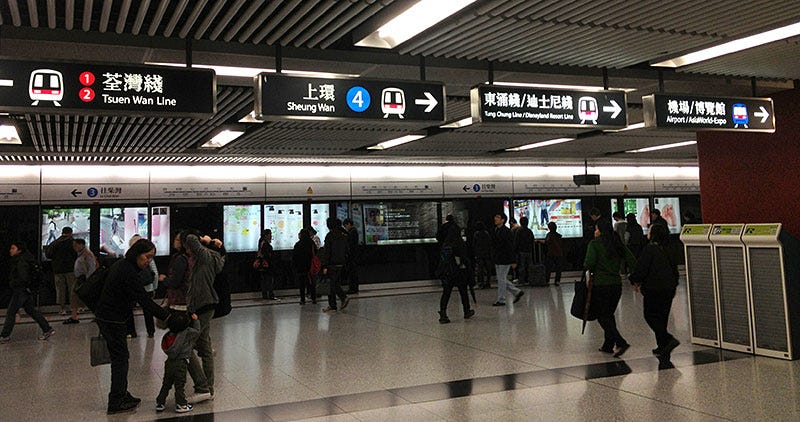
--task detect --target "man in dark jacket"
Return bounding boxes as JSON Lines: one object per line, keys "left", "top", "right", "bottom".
{"left": 491, "top": 213, "right": 523, "bottom": 306}
{"left": 514, "top": 216, "right": 535, "bottom": 286}
{"left": 0, "top": 242, "right": 55, "bottom": 343}
{"left": 320, "top": 218, "right": 350, "bottom": 312}
{"left": 343, "top": 218, "right": 360, "bottom": 294}
{"left": 471, "top": 221, "right": 492, "bottom": 289}
{"left": 45, "top": 226, "right": 80, "bottom": 322}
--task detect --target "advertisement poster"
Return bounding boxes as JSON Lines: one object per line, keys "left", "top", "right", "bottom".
{"left": 363, "top": 203, "right": 389, "bottom": 245}
{"left": 99, "top": 207, "right": 148, "bottom": 257}
{"left": 611, "top": 198, "right": 651, "bottom": 234}
{"left": 151, "top": 206, "right": 171, "bottom": 256}
{"left": 532, "top": 199, "right": 582, "bottom": 238}
{"left": 223, "top": 205, "right": 261, "bottom": 253}
{"left": 654, "top": 197, "right": 682, "bottom": 234}
{"left": 502, "top": 200, "right": 531, "bottom": 227}
{"left": 42, "top": 208, "right": 91, "bottom": 251}
{"left": 310, "top": 203, "right": 330, "bottom": 245}
{"left": 264, "top": 204, "right": 303, "bottom": 250}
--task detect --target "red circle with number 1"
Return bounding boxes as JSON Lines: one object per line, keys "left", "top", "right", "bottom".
{"left": 79, "top": 87, "right": 95, "bottom": 102}
{"left": 79, "top": 71, "right": 95, "bottom": 86}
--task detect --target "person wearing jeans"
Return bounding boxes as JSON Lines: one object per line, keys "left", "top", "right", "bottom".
{"left": 491, "top": 213, "right": 524, "bottom": 306}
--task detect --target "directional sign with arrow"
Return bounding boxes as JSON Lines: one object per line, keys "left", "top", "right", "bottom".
{"left": 471, "top": 85, "right": 628, "bottom": 129}
{"left": 70, "top": 188, "right": 82, "bottom": 197}
{"left": 643, "top": 93, "right": 775, "bottom": 132}
{"left": 415, "top": 92, "right": 439, "bottom": 113}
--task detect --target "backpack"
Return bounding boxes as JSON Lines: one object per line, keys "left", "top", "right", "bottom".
{"left": 74, "top": 265, "right": 110, "bottom": 312}
{"left": 27, "top": 260, "right": 44, "bottom": 293}
{"left": 435, "top": 245, "right": 459, "bottom": 279}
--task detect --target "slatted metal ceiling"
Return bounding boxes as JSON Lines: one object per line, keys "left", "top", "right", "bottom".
{"left": 1, "top": 1, "right": 799, "bottom": 165}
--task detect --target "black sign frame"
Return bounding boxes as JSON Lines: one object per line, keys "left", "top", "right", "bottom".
{"left": 0, "top": 58, "right": 217, "bottom": 118}
{"left": 642, "top": 93, "right": 775, "bottom": 133}
{"left": 470, "top": 84, "right": 628, "bottom": 129}
{"left": 254, "top": 73, "right": 446, "bottom": 123}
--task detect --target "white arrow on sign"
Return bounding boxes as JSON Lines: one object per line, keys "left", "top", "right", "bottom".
{"left": 602, "top": 100, "right": 622, "bottom": 119}
{"left": 414, "top": 92, "right": 438, "bottom": 113}
{"left": 753, "top": 106, "right": 770, "bottom": 124}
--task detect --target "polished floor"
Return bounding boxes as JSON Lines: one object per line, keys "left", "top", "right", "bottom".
{"left": 1, "top": 277, "right": 799, "bottom": 421}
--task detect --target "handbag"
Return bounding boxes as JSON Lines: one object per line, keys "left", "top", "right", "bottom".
{"left": 252, "top": 256, "right": 269, "bottom": 271}
{"left": 90, "top": 335, "right": 111, "bottom": 367}
{"left": 316, "top": 275, "right": 330, "bottom": 292}
{"left": 570, "top": 272, "right": 598, "bottom": 322}
{"left": 309, "top": 247, "right": 322, "bottom": 275}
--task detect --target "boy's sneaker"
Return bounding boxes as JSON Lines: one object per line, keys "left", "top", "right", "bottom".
{"left": 188, "top": 391, "right": 212, "bottom": 404}
{"left": 175, "top": 403, "right": 193, "bottom": 413}
{"left": 155, "top": 403, "right": 166, "bottom": 412}
{"left": 0, "top": 336, "right": 9, "bottom": 344}
{"left": 39, "top": 329, "right": 55, "bottom": 340}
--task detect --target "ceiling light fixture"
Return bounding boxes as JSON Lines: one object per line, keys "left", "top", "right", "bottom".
{"left": 355, "top": 0, "right": 478, "bottom": 49}
{"left": 201, "top": 129, "right": 245, "bottom": 149}
{"left": 491, "top": 81, "right": 636, "bottom": 92}
{"left": 440, "top": 117, "right": 474, "bottom": 129}
{"left": 146, "top": 62, "right": 359, "bottom": 79}
{"left": 651, "top": 21, "right": 800, "bottom": 67}
{"left": 605, "top": 122, "right": 645, "bottom": 133}
{"left": 0, "top": 124, "right": 21, "bottom": 145}
{"left": 625, "top": 140, "right": 697, "bottom": 153}
{"left": 505, "top": 137, "right": 576, "bottom": 152}
{"left": 367, "top": 134, "right": 426, "bottom": 150}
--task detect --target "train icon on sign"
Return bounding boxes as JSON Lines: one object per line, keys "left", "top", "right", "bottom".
{"left": 382, "top": 87, "right": 405, "bottom": 119}
{"left": 29, "top": 69, "right": 64, "bottom": 106}
{"left": 732, "top": 103, "right": 749, "bottom": 128}
{"left": 578, "top": 97, "right": 598, "bottom": 124}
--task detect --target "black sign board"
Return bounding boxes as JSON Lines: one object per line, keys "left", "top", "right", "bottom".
{"left": 255, "top": 74, "right": 445, "bottom": 122}
{"left": 0, "top": 59, "right": 216, "bottom": 118}
{"left": 643, "top": 93, "right": 775, "bottom": 132}
{"left": 470, "top": 85, "right": 628, "bottom": 129}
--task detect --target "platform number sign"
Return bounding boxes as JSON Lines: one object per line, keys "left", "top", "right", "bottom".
{"left": 347, "top": 86, "right": 370, "bottom": 113}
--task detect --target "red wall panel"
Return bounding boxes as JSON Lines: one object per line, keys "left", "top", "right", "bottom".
{"left": 697, "top": 88, "right": 800, "bottom": 237}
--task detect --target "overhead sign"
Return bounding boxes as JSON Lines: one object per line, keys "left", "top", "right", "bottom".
{"left": 470, "top": 85, "right": 628, "bottom": 129}
{"left": 255, "top": 74, "right": 445, "bottom": 122}
{"left": 40, "top": 184, "right": 149, "bottom": 202}
{"left": 0, "top": 59, "right": 216, "bottom": 118}
{"left": 643, "top": 94, "right": 775, "bottom": 132}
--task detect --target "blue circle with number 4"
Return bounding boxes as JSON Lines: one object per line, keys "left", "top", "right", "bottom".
{"left": 346, "top": 86, "right": 370, "bottom": 112}
{"left": 87, "top": 187, "right": 98, "bottom": 197}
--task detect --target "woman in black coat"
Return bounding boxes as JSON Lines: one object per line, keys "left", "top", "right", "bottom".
{"left": 95, "top": 239, "right": 171, "bottom": 415}
{"left": 292, "top": 228, "right": 316, "bottom": 305}
{"left": 629, "top": 224, "right": 680, "bottom": 359}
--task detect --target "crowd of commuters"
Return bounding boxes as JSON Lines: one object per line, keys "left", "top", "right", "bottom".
{"left": 0, "top": 204, "right": 688, "bottom": 414}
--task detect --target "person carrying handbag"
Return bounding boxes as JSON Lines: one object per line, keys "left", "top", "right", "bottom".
{"left": 292, "top": 229, "right": 317, "bottom": 305}
{"left": 256, "top": 229, "right": 278, "bottom": 300}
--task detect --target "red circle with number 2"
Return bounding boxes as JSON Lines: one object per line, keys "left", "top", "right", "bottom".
{"left": 79, "top": 87, "right": 95, "bottom": 102}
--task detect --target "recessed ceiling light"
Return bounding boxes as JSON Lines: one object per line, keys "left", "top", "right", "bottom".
{"left": 440, "top": 117, "right": 473, "bottom": 129}
{"left": 367, "top": 134, "right": 426, "bottom": 150}
{"left": 505, "top": 137, "right": 575, "bottom": 152}
{"left": 651, "top": 21, "right": 800, "bottom": 67}
{"left": 491, "top": 81, "right": 636, "bottom": 92}
{"left": 0, "top": 125, "right": 21, "bottom": 144}
{"left": 146, "top": 62, "right": 359, "bottom": 79}
{"left": 625, "top": 140, "right": 697, "bottom": 153}
{"left": 605, "top": 122, "right": 645, "bottom": 133}
{"left": 201, "top": 129, "right": 245, "bottom": 148}
{"left": 355, "top": 0, "right": 478, "bottom": 49}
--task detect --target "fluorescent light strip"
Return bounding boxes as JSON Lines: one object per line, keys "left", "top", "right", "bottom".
{"left": 652, "top": 21, "right": 800, "bottom": 67}
{"left": 356, "top": 0, "right": 478, "bottom": 49}
{"left": 0, "top": 124, "right": 21, "bottom": 144}
{"left": 201, "top": 130, "right": 244, "bottom": 148}
{"left": 625, "top": 140, "right": 697, "bottom": 153}
{"left": 440, "top": 117, "right": 473, "bottom": 128}
{"left": 506, "top": 137, "right": 575, "bottom": 152}
{"left": 146, "top": 62, "right": 359, "bottom": 78}
{"left": 367, "top": 134, "right": 425, "bottom": 150}
{"left": 491, "top": 81, "right": 636, "bottom": 92}
{"left": 605, "top": 122, "right": 645, "bottom": 133}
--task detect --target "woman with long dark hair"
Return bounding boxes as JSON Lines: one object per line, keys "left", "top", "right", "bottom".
{"left": 95, "top": 239, "right": 170, "bottom": 414}
{"left": 584, "top": 220, "right": 637, "bottom": 357}
{"left": 625, "top": 213, "right": 645, "bottom": 258}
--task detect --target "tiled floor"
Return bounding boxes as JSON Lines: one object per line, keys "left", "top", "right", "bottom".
{"left": 0, "top": 279, "right": 797, "bottom": 421}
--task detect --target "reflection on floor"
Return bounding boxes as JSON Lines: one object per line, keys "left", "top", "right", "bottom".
{"left": 1, "top": 280, "right": 798, "bottom": 421}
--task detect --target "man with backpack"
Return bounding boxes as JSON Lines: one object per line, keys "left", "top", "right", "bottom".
{"left": 45, "top": 227, "right": 81, "bottom": 323}
{"left": 0, "top": 241, "right": 55, "bottom": 343}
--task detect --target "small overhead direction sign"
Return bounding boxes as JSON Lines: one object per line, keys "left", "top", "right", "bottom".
{"left": 643, "top": 93, "right": 775, "bottom": 132}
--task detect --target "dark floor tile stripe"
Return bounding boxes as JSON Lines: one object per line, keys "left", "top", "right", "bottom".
{"left": 159, "top": 348, "right": 752, "bottom": 421}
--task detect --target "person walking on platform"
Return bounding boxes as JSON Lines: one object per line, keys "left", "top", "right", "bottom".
{"left": 257, "top": 229, "right": 278, "bottom": 300}
{"left": 625, "top": 213, "right": 645, "bottom": 258}
{"left": 436, "top": 224, "right": 475, "bottom": 323}
{"left": 320, "top": 218, "right": 350, "bottom": 312}
{"left": 343, "top": 218, "right": 360, "bottom": 294}
{"left": 292, "top": 229, "right": 316, "bottom": 305}
{"left": 542, "top": 222, "right": 564, "bottom": 286}
{"left": 0, "top": 241, "right": 55, "bottom": 343}
{"left": 45, "top": 227, "right": 80, "bottom": 323}
{"left": 514, "top": 216, "right": 535, "bottom": 286}
{"left": 629, "top": 224, "right": 680, "bottom": 359}
{"left": 584, "top": 220, "right": 637, "bottom": 358}
{"left": 95, "top": 239, "right": 171, "bottom": 415}
{"left": 491, "top": 213, "right": 524, "bottom": 306}
{"left": 471, "top": 221, "right": 492, "bottom": 289}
